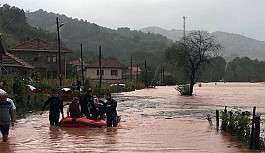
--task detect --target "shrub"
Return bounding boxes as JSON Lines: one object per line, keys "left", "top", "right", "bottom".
{"left": 175, "top": 84, "right": 190, "bottom": 95}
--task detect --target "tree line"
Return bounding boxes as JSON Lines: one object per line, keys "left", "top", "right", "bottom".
{"left": 0, "top": 4, "right": 56, "bottom": 48}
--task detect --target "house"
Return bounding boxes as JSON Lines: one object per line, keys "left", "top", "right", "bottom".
{"left": 0, "top": 40, "right": 34, "bottom": 78}
{"left": 85, "top": 58, "right": 127, "bottom": 80}
{"left": 7, "top": 38, "right": 72, "bottom": 79}
{"left": 126, "top": 66, "right": 142, "bottom": 79}
{"left": 69, "top": 58, "right": 88, "bottom": 78}
{"left": 2, "top": 52, "right": 34, "bottom": 77}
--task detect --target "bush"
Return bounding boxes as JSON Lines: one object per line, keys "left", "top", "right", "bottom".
{"left": 175, "top": 84, "right": 190, "bottom": 95}
{"left": 221, "top": 108, "right": 251, "bottom": 145}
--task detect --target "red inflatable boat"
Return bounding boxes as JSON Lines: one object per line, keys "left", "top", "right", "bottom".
{"left": 59, "top": 117, "right": 106, "bottom": 127}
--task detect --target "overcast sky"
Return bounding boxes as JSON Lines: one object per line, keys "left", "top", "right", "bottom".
{"left": 3, "top": 0, "right": 265, "bottom": 41}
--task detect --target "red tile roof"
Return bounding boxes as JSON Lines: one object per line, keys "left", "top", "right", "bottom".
{"left": 8, "top": 38, "right": 72, "bottom": 53}
{"left": 3, "top": 52, "right": 34, "bottom": 69}
{"left": 129, "top": 66, "right": 142, "bottom": 72}
{"left": 69, "top": 59, "right": 88, "bottom": 67}
{"left": 86, "top": 58, "right": 127, "bottom": 68}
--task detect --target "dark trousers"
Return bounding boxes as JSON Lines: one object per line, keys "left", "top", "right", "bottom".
{"left": 49, "top": 113, "right": 60, "bottom": 126}
{"left": 107, "top": 115, "right": 118, "bottom": 127}
{"left": 0, "top": 124, "right": 10, "bottom": 136}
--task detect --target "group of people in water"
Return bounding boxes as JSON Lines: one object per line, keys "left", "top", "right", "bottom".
{"left": 0, "top": 88, "right": 118, "bottom": 142}
{"left": 41, "top": 88, "right": 118, "bottom": 128}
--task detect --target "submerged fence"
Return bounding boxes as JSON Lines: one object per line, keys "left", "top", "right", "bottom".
{"left": 215, "top": 106, "right": 262, "bottom": 150}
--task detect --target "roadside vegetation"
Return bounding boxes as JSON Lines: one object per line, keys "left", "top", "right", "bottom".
{"left": 1, "top": 75, "right": 145, "bottom": 117}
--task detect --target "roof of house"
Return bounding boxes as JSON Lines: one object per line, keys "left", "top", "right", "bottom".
{"left": 86, "top": 58, "right": 127, "bottom": 68}
{"left": 3, "top": 52, "right": 34, "bottom": 69}
{"left": 8, "top": 38, "right": 72, "bottom": 53}
{"left": 129, "top": 66, "right": 142, "bottom": 72}
{"left": 69, "top": 59, "right": 88, "bottom": 66}
{"left": 0, "top": 40, "right": 33, "bottom": 69}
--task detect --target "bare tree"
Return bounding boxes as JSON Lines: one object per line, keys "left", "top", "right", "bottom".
{"left": 166, "top": 30, "right": 223, "bottom": 95}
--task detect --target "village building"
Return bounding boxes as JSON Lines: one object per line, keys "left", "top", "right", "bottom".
{"left": 68, "top": 58, "right": 89, "bottom": 79}
{"left": 0, "top": 40, "right": 34, "bottom": 79}
{"left": 84, "top": 58, "right": 127, "bottom": 80}
{"left": 126, "top": 66, "right": 142, "bottom": 79}
{"left": 6, "top": 38, "right": 72, "bottom": 79}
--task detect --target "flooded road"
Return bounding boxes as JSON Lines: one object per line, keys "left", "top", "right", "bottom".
{"left": 1, "top": 82, "right": 264, "bottom": 152}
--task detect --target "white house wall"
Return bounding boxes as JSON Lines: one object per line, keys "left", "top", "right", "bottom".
{"left": 85, "top": 68, "right": 123, "bottom": 80}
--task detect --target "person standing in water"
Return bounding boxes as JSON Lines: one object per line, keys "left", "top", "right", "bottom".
{"left": 104, "top": 92, "right": 118, "bottom": 127}
{"left": 80, "top": 88, "right": 93, "bottom": 119}
{"left": 0, "top": 89, "right": 15, "bottom": 142}
{"left": 41, "top": 89, "right": 64, "bottom": 126}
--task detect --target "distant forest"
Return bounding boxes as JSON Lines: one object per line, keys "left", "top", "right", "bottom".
{"left": 1, "top": 4, "right": 265, "bottom": 83}
{"left": 26, "top": 9, "right": 173, "bottom": 69}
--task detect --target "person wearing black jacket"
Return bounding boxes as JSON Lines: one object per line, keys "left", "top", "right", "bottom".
{"left": 104, "top": 92, "right": 117, "bottom": 127}
{"left": 80, "top": 88, "right": 93, "bottom": 119}
{"left": 41, "top": 90, "right": 64, "bottom": 126}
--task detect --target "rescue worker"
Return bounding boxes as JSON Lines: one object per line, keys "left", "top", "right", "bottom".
{"left": 41, "top": 89, "right": 64, "bottom": 126}
{"left": 80, "top": 88, "right": 93, "bottom": 119}
{"left": 104, "top": 92, "right": 118, "bottom": 127}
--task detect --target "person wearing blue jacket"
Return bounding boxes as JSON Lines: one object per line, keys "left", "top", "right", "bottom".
{"left": 0, "top": 89, "right": 15, "bottom": 142}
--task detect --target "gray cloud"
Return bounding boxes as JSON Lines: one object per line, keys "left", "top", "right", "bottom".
{"left": 2, "top": 0, "right": 265, "bottom": 41}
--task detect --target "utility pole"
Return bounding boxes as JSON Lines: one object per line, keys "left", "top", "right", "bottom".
{"left": 162, "top": 66, "right": 165, "bottom": 85}
{"left": 56, "top": 17, "right": 64, "bottom": 86}
{"left": 183, "top": 16, "right": 187, "bottom": 42}
{"left": 80, "top": 44, "right": 84, "bottom": 86}
{"left": 160, "top": 64, "right": 163, "bottom": 85}
{"left": 0, "top": 33, "right": 4, "bottom": 79}
{"left": 136, "top": 64, "right": 139, "bottom": 80}
{"left": 145, "top": 60, "right": 147, "bottom": 88}
{"left": 99, "top": 46, "right": 102, "bottom": 88}
{"left": 130, "top": 56, "right": 133, "bottom": 80}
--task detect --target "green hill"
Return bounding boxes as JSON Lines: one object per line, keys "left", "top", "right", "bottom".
{"left": 26, "top": 9, "right": 173, "bottom": 67}
{"left": 0, "top": 4, "right": 56, "bottom": 49}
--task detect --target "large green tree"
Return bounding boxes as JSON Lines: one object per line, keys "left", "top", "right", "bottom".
{"left": 224, "top": 57, "right": 265, "bottom": 82}
{"left": 165, "top": 30, "right": 223, "bottom": 95}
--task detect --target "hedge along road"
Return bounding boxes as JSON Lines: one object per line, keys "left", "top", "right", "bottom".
{"left": 0, "top": 83, "right": 263, "bottom": 153}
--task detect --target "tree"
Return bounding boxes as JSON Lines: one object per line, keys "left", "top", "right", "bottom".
{"left": 198, "top": 56, "right": 226, "bottom": 82}
{"left": 165, "top": 30, "right": 223, "bottom": 95}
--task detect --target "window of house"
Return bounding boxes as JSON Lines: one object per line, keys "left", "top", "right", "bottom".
{"left": 47, "top": 56, "right": 51, "bottom": 63}
{"left": 111, "top": 70, "right": 118, "bottom": 76}
{"left": 52, "top": 54, "right": 57, "bottom": 63}
{"left": 97, "top": 69, "right": 104, "bottom": 75}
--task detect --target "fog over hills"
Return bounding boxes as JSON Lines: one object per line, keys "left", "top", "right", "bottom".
{"left": 140, "top": 26, "right": 265, "bottom": 61}
{"left": 25, "top": 9, "right": 265, "bottom": 62}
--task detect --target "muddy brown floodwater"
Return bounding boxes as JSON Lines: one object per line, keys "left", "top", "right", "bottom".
{"left": 1, "top": 82, "right": 265, "bottom": 153}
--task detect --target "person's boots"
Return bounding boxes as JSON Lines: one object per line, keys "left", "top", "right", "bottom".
{"left": 3, "top": 135, "right": 8, "bottom": 142}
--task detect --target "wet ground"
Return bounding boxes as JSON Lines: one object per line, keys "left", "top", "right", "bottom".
{"left": 0, "top": 82, "right": 264, "bottom": 153}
